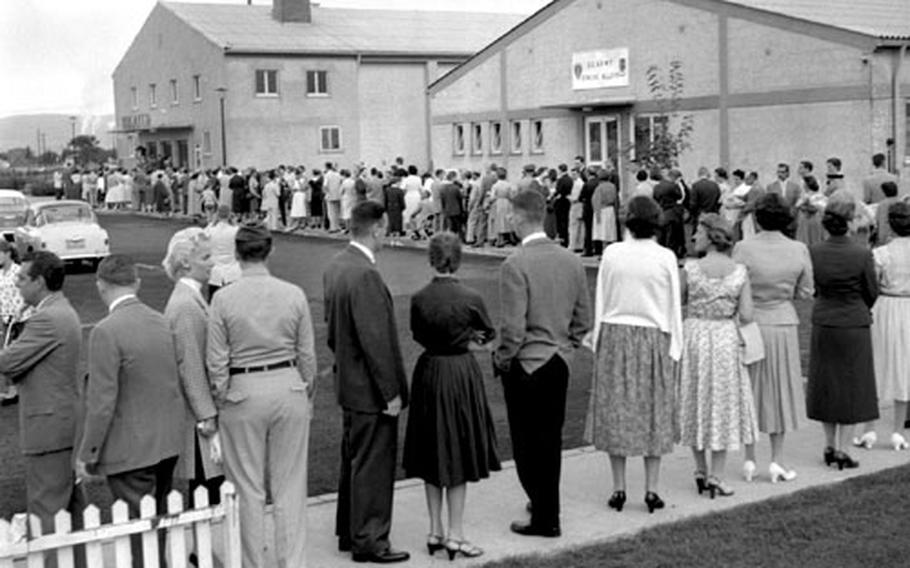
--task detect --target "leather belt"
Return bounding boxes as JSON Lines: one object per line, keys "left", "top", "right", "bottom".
{"left": 229, "top": 359, "right": 296, "bottom": 376}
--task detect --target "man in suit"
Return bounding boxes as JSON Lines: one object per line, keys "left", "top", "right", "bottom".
{"left": 767, "top": 163, "right": 803, "bottom": 209}
{"left": 579, "top": 166, "right": 600, "bottom": 256}
{"left": 438, "top": 170, "right": 465, "bottom": 237}
{"left": 77, "top": 255, "right": 183, "bottom": 568}
{"left": 653, "top": 169, "right": 686, "bottom": 258}
{"left": 862, "top": 152, "right": 899, "bottom": 205}
{"left": 554, "top": 164, "right": 573, "bottom": 247}
{"left": 687, "top": 166, "right": 721, "bottom": 228}
{"left": 495, "top": 190, "right": 592, "bottom": 538}
{"left": 208, "top": 224, "right": 315, "bottom": 568}
{"left": 0, "top": 251, "right": 84, "bottom": 536}
{"left": 323, "top": 201, "right": 410, "bottom": 564}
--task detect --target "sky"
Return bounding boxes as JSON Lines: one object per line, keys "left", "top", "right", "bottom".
{"left": 1, "top": 0, "right": 549, "bottom": 119}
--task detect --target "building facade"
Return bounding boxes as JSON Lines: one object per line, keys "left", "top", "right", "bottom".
{"left": 428, "top": 0, "right": 910, "bottom": 195}
{"left": 112, "top": 0, "right": 522, "bottom": 170}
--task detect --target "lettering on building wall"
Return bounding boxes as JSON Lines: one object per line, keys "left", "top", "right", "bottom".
{"left": 121, "top": 114, "right": 151, "bottom": 131}
{"left": 572, "top": 48, "right": 630, "bottom": 90}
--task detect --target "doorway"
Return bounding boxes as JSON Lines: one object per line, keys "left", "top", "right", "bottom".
{"left": 584, "top": 115, "right": 622, "bottom": 172}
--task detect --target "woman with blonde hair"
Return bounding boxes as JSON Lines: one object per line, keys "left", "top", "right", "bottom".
{"left": 679, "top": 213, "right": 758, "bottom": 498}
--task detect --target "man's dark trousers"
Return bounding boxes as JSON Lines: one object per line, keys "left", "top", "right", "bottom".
{"left": 335, "top": 410, "right": 398, "bottom": 555}
{"left": 502, "top": 355, "right": 568, "bottom": 530}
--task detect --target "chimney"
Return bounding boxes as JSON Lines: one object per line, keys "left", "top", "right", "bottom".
{"left": 272, "top": 0, "right": 311, "bottom": 23}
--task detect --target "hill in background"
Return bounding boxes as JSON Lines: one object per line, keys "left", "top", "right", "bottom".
{"left": 0, "top": 113, "right": 115, "bottom": 153}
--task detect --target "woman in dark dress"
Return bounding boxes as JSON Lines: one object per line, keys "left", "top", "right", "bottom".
{"left": 403, "top": 232, "right": 500, "bottom": 561}
{"left": 308, "top": 169, "right": 324, "bottom": 229}
{"left": 807, "top": 199, "right": 879, "bottom": 470}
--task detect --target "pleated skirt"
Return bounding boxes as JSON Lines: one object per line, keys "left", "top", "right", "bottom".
{"left": 872, "top": 296, "right": 910, "bottom": 402}
{"left": 807, "top": 325, "right": 879, "bottom": 424}
{"left": 403, "top": 352, "right": 501, "bottom": 487}
{"left": 584, "top": 324, "right": 677, "bottom": 457}
{"left": 747, "top": 324, "right": 805, "bottom": 433}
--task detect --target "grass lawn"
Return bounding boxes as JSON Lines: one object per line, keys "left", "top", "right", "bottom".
{"left": 480, "top": 464, "right": 910, "bottom": 568}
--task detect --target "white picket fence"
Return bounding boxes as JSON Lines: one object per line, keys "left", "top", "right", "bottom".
{"left": 0, "top": 482, "right": 241, "bottom": 568}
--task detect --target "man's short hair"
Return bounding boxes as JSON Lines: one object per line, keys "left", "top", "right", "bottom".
{"left": 881, "top": 180, "right": 899, "bottom": 198}
{"left": 636, "top": 169, "right": 649, "bottom": 182}
{"left": 22, "top": 251, "right": 65, "bottom": 292}
{"left": 714, "top": 167, "right": 728, "bottom": 180}
{"left": 827, "top": 157, "right": 842, "bottom": 170}
{"left": 558, "top": 163, "right": 568, "bottom": 173}
{"left": 873, "top": 153, "right": 886, "bottom": 168}
{"left": 97, "top": 254, "right": 138, "bottom": 286}
{"left": 800, "top": 160, "right": 814, "bottom": 172}
{"left": 350, "top": 201, "right": 386, "bottom": 238}
{"left": 511, "top": 189, "right": 545, "bottom": 225}
{"left": 235, "top": 224, "right": 272, "bottom": 262}
{"left": 777, "top": 163, "right": 790, "bottom": 173}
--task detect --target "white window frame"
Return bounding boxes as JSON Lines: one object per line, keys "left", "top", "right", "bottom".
{"left": 319, "top": 126, "right": 342, "bottom": 153}
{"left": 490, "top": 121, "right": 503, "bottom": 155}
{"left": 632, "top": 114, "right": 669, "bottom": 163}
{"left": 471, "top": 122, "right": 483, "bottom": 155}
{"left": 510, "top": 120, "right": 523, "bottom": 155}
{"left": 170, "top": 79, "right": 178, "bottom": 105}
{"left": 202, "top": 131, "right": 212, "bottom": 155}
{"left": 452, "top": 124, "right": 466, "bottom": 156}
{"left": 193, "top": 75, "right": 202, "bottom": 102}
{"left": 306, "top": 70, "right": 329, "bottom": 97}
{"left": 531, "top": 119, "right": 544, "bottom": 154}
{"left": 255, "top": 69, "right": 279, "bottom": 97}
{"left": 149, "top": 83, "right": 157, "bottom": 108}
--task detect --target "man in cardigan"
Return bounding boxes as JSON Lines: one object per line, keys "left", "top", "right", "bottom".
{"left": 324, "top": 201, "right": 410, "bottom": 564}
{"left": 494, "top": 190, "right": 592, "bottom": 537}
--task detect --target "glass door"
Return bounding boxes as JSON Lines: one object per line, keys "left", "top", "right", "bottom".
{"left": 584, "top": 116, "right": 621, "bottom": 172}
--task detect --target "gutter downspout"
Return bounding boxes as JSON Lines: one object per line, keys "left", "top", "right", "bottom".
{"left": 893, "top": 44, "right": 907, "bottom": 172}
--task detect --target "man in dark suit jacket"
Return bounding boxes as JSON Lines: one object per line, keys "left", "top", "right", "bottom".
{"left": 77, "top": 255, "right": 183, "bottom": 568}
{"left": 652, "top": 170, "right": 686, "bottom": 259}
{"left": 495, "top": 190, "right": 592, "bottom": 538}
{"left": 323, "top": 201, "right": 410, "bottom": 564}
{"left": 687, "top": 166, "right": 721, "bottom": 227}
{"left": 439, "top": 171, "right": 465, "bottom": 237}
{"left": 0, "top": 251, "right": 84, "bottom": 536}
{"left": 554, "top": 164, "right": 573, "bottom": 247}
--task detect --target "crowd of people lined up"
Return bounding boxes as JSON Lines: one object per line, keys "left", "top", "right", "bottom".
{"left": 3, "top": 148, "right": 910, "bottom": 567}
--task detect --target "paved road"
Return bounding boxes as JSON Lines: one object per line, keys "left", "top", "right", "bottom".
{"left": 0, "top": 214, "right": 597, "bottom": 517}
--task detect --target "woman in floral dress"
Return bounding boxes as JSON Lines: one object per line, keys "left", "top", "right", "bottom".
{"left": 0, "top": 241, "right": 25, "bottom": 404}
{"left": 679, "top": 214, "right": 759, "bottom": 498}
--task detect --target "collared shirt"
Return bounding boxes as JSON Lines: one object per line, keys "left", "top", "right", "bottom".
{"left": 350, "top": 241, "right": 376, "bottom": 264}
{"left": 207, "top": 264, "right": 316, "bottom": 403}
{"left": 521, "top": 231, "right": 548, "bottom": 246}
{"left": 179, "top": 277, "right": 204, "bottom": 298}
{"left": 108, "top": 294, "right": 136, "bottom": 313}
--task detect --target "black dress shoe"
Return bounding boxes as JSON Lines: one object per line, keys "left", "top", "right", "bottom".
{"left": 352, "top": 549, "right": 411, "bottom": 564}
{"left": 509, "top": 520, "right": 561, "bottom": 538}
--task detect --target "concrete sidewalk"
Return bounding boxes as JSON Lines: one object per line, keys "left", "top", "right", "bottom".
{"left": 294, "top": 405, "right": 908, "bottom": 567}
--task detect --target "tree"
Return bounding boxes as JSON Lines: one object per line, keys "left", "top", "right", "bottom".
{"left": 68, "top": 135, "right": 110, "bottom": 166}
{"left": 38, "top": 150, "right": 59, "bottom": 165}
{"left": 633, "top": 61, "right": 694, "bottom": 171}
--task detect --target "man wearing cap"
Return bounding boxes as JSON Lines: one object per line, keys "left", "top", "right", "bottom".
{"left": 324, "top": 201, "right": 410, "bottom": 564}
{"left": 77, "top": 254, "right": 183, "bottom": 567}
{"left": 516, "top": 164, "right": 545, "bottom": 199}
{"left": 207, "top": 223, "right": 316, "bottom": 568}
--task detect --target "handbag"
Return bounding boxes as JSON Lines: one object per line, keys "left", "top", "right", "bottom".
{"left": 739, "top": 322, "right": 765, "bottom": 365}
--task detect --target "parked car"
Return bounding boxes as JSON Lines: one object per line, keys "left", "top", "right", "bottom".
{"left": 0, "top": 189, "right": 29, "bottom": 243}
{"left": 14, "top": 200, "right": 110, "bottom": 267}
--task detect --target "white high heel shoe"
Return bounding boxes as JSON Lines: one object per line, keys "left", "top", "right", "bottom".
{"left": 852, "top": 431, "right": 877, "bottom": 449}
{"left": 891, "top": 432, "right": 909, "bottom": 451}
{"left": 743, "top": 460, "right": 756, "bottom": 483}
{"left": 769, "top": 462, "right": 797, "bottom": 483}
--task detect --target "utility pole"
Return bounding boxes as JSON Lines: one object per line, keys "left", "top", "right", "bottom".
{"left": 216, "top": 87, "right": 228, "bottom": 167}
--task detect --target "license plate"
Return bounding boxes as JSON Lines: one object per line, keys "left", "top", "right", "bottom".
{"left": 66, "top": 240, "right": 85, "bottom": 250}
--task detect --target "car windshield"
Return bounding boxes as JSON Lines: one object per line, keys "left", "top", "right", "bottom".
{"left": 36, "top": 204, "right": 95, "bottom": 225}
{"left": 0, "top": 197, "right": 27, "bottom": 213}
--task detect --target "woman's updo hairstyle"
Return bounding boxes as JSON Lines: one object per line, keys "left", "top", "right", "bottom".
{"left": 698, "top": 213, "right": 734, "bottom": 253}
{"left": 888, "top": 201, "right": 910, "bottom": 237}
{"left": 754, "top": 192, "right": 793, "bottom": 232}
{"left": 428, "top": 232, "right": 462, "bottom": 274}
{"left": 624, "top": 195, "right": 662, "bottom": 239}
{"left": 821, "top": 198, "right": 854, "bottom": 236}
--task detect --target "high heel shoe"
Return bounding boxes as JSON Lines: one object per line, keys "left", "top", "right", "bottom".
{"left": 823, "top": 446, "right": 837, "bottom": 467}
{"left": 833, "top": 450, "right": 859, "bottom": 470}
{"left": 444, "top": 539, "right": 484, "bottom": 560}
{"left": 891, "top": 432, "right": 909, "bottom": 451}
{"left": 706, "top": 476, "right": 734, "bottom": 499}
{"left": 769, "top": 462, "right": 797, "bottom": 483}
{"left": 426, "top": 534, "right": 445, "bottom": 556}
{"left": 644, "top": 492, "right": 665, "bottom": 514}
{"left": 607, "top": 490, "right": 626, "bottom": 512}
{"left": 742, "top": 460, "right": 756, "bottom": 483}
{"left": 694, "top": 471, "right": 708, "bottom": 495}
{"left": 852, "top": 431, "right": 877, "bottom": 450}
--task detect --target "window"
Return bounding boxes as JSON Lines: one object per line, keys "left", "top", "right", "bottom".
{"left": 453, "top": 124, "right": 466, "bottom": 156}
{"left": 202, "top": 131, "right": 212, "bottom": 155}
{"left": 490, "top": 121, "right": 503, "bottom": 155}
{"left": 130, "top": 87, "right": 138, "bottom": 110}
{"left": 255, "top": 70, "right": 279, "bottom": 96}
{"left": 510, "top": 120, "right": 523, "bottom": 154}
{"left": 193, "top": 75, "right": 201, "bottom": 101}
{"left": 633, "top": 115, "right": 669, "bottom": 163}
{"left": 905, "top": 101, "right": 910, "bottom": 166}
{"left": 471, "top": 123, "right": 483, "bottom": 155}
{"left": 319, "top": 126, "right": 342, "bottom": 152}
{"left": 170, "top": 79, "right": 178, "bottom": 105}
{"left": 306, "top": 70, "right": 328, "bottom": 96}
{"left": 149, "top": 83, "right": 157, "bottom": 108}
{"left": 531, "top": 119, "right": 544, "bottom": 154}
{"left": 147, "top": 141, "right": 158, "bottom": 159}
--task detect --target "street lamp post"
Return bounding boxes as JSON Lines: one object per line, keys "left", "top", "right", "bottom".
{"left": 215, "top": 87, "right": 228, "bottom": 167}
{"left": 68, "top": 116, "right": 77, "bottom": 164}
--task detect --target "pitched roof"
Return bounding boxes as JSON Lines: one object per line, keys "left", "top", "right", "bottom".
{"left": 161, "top": 1, "right": 526, "bottom": 57}
{"left": 726, "top": 0, "right": 910, "bottom": 40}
